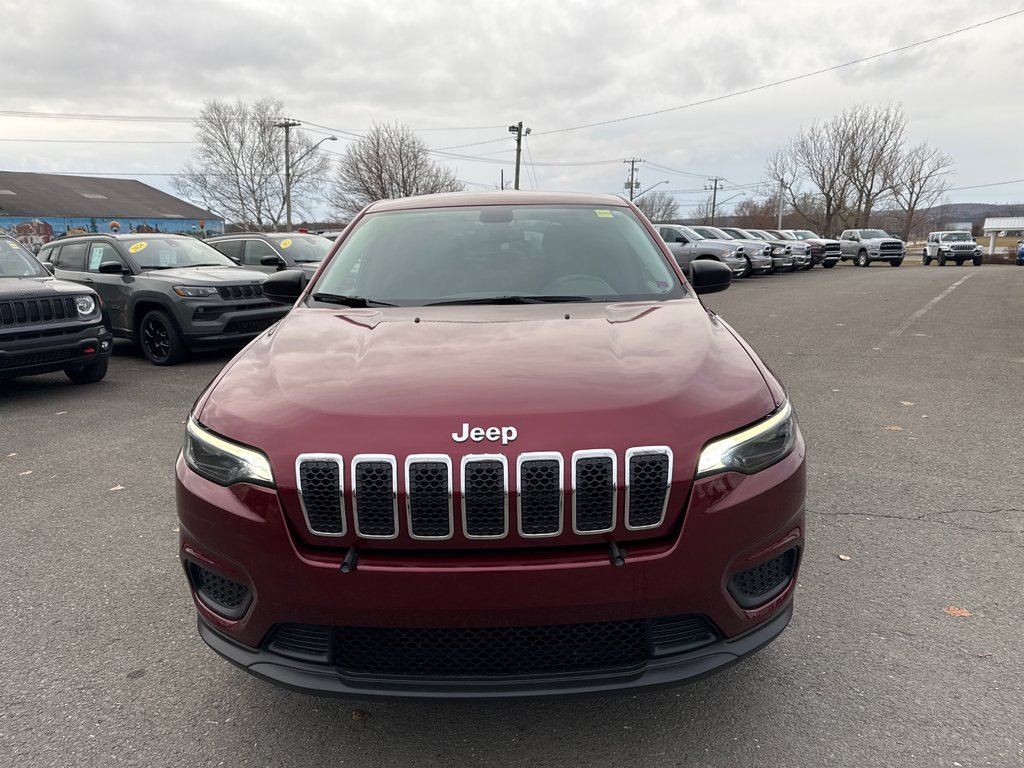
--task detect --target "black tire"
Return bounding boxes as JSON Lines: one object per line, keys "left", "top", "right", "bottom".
{"left": 890, "top": 259, "right": 903, "bottom": 267}
{"left": 856, "top": 250, "right": 870, "bottom": 267}
{"left": 973, "top": 255, "right": 982, "bottom": 266}
{"left": 938, "top": 254, "right": 946, "bottom": 266}
{"left": 738, "top": 256, "right": 752, "bottom": 278}
{"left": 64, "top": 355, "right": 109, "bottom": 384}
{"left": 955, "top": 258, "right": 964, "bottom": 266}
{"left": 922, "top": 250, "right": 932, "bottom": 266}
{"left": 823, "top": 261, "right": 836, "bottom": 269}
{"left": 139, "top": 309, "right": 188, "bottom": 366}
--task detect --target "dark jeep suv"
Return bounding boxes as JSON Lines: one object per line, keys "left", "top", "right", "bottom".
{"left": 206, "top": 232, "right": 331, "bottom": 276}
{"left": 38, "top": 234, "right": 287, "bottom": 366}
{"left": 1, "top": 235, "right": 111, "bottom": 383}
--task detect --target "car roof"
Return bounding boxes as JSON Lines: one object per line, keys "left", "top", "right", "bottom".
{"left": 363, "top": 190, "right": 629, "bottom": 213}
{"left": 208, "top": 232, "right": 315, "bottom": 239}
{"left": 43, "top": 232, "right": 196, "bottom": 244}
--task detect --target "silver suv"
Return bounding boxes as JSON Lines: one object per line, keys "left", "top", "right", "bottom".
{"left": 922, "top": 231, "right": 982, "bottom": 266}
{"left": 38, "top": 234, "right": 287, "bottom": 365}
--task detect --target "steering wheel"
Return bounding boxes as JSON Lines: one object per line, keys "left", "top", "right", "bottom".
{"left": 543, "top": 273, "right": 616, "bottom": 295}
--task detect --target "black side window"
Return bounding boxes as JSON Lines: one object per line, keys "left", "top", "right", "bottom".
{"left": 243, "top": 239, "right": 279, "bottom": 266}
{"left": 212, "top": 240, "right": 244, "bottom": 262}
{"left": 56, "top": 242, "right": 88, "bottom": 270}
{"left": 87, "top": 242, "right": 123, "bottom": 272}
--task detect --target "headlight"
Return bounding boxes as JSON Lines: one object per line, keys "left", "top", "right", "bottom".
{"left": 771, "top": 246, "right": 785, "bottom": 255}
{"left": 726, "top": 249, "right": 737, "bottom": 258}
{"left": 74, "top": 295, "right": 97, "bottom": 316}
{"left": 696, "top": 401, "right": 798, "bottom": 477}
{"left": 173, "top": 285, "right": 219, "bottom": 297}
{"left": 183, "top": 417, "right": 275, "bottom": 487}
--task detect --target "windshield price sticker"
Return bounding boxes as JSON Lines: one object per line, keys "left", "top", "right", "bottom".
{"left": 129, "top": 242, "right": 148, "bottom": 253}
{"left": 280, "top": 239, "right": 293, "bottom": 249}
{"left": 594, "top": 209, "right": 614, "bottom": 218}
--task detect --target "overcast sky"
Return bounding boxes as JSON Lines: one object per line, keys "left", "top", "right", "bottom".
{"left": 3, "top": 0, "right": 1022, "bottom": 220}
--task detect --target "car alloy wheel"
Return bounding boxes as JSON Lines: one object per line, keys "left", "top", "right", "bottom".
{"left": 856, "top": 251, "right": 869, "bottom": 267}
{"left": 140, "top": 310, "right": 187, "bottom": 366}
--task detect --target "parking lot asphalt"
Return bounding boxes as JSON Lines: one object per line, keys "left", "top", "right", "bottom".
{"left": 2, "top": 263, "right": 1022, "bottom": 768}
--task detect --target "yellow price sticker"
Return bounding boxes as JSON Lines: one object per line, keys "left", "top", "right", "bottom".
{"left": 594, "top": 210, "right": 614, "bottom": 218}
{"left": 280, "top": 238, "right": 293, "bottom": 249}
{"left": 129, "top": 241, "right": 148, "bottom": 253}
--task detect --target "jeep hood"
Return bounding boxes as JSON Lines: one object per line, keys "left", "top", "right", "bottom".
{"left": 197, "top": 300, "right": 778, "bottom": 472}
{"left": 0, "top": 276, "right": 95, "bottom": 297}
{"left": 140, "top": 266, "right": 266, "bottom": 283}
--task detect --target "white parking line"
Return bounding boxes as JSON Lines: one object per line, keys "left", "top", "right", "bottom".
{"left": 875, "top": 272, "right": 977, "bottom": 349}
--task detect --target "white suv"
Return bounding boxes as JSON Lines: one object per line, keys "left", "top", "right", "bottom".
{"left": 923, "top": 231, "right": 982, "bottom": 266}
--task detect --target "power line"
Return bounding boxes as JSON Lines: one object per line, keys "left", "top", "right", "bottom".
{"left": 946, "top": 178, "right": 1024, "bottom": 192}
{"left": 0, "top": 138, "right": 197, "bottom": 144}
{"left": 530, "top": 9, "right": 1024, "bottom": 137}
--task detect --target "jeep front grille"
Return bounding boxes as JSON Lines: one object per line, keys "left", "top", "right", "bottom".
{"left": 217, "top": 284, "right": 264, "bottom": 300}
{"left": 0, "top": 296, "right": 77, "bottom": 328}
{"left": 296, "top": 447, "right": 673, "bottom": 542}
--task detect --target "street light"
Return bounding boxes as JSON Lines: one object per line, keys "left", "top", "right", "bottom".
{"left": 276, "top": 119, "right": 337, "bottom": 230}
{"left": 635, "top": 180, "right": 669, "bottom": 198}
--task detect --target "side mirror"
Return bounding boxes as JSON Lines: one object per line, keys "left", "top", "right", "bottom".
{"left": 261, "top": 255, "right": 286, "bottom": 269}
{"left": 98, "top": 261, "right": 126, "bottom": 275}
{"left": 689, "top": 259, "right": 732, "bottom": 295}
{"left": 675, "top": 236, "right": 688, "bottom": 244}
{"left": 262, "top": 269, "right": 306, "bottom": 304}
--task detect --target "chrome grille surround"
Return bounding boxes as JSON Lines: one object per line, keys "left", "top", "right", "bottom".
{"left": 571, "top": 449, "right": 617, "bottom": 535}
{"left": 351, "top": 454, "right": 399, "bottom": 539}
{"left": 460, "top": 454, "right": 509, "bottom": 540}
{"left": 405, "top": 454, "right": 454, "bottom": 540}
{"left": 296, "top": 448, "right": 677, "bottom": 541}
{"left": 516, "top": 452, "right": 564, "bottom": 538}
{"left": 624, "top": 446, "right": 673, "bottom": 531}
{"left": 295, "top": 454, "right": 346, "bottom": 536}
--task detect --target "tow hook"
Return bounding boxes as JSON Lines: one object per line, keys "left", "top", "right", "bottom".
{"left": 608, "top": 541, "right": 627, "bottom": 567}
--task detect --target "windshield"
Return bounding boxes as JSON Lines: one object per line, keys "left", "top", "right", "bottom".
{"left": 859, "top": 229, "right": 889, "bottom": 239}
{"left": 0, "top": 238, "right": 48, "bottom": 278}
{"left": 678, "top": 225, "right": 705, "bottom": 241}
{"left": 723, "top": 227, "right": 757, "bottom": 240}
{"left": 694, "top": 226, "right": 733, "bottom": 240}
{"left": 313, "top": 204, "right": 685, "bottom": 306}
{"left": 940, "top": 232, "right": 972, "bottom": 241}
{"left": 124, "top": 237, "right": 238, "bottom": 269}
{"left": 792, "top": 230, "right": 821, "bottom": 239}
{"left": 746, "top": 229, "right": 772, "bottom": 240}
{"left": 269, "top": 234, "right": 331, "bottom": 263}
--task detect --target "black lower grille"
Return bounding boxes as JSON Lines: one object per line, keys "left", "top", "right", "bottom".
{"left": 354, "top": 460, "right": 396, "bottom": 537}
{"left": 335, "top": 620, "right": 647, "bottom": 676}
{"left": 408, "top": 461, "right": 451, "bottom": 538}
{"left": 574, "top": 455, "right": 614, "bottom": 532}
{"left": 298, "top": 459, "right": 344, "bottom": 534}
{"left": 0, "top": 349, "right": 73, "bottom": 369}
{"left": 519, "top": 459, "right": 561, "bottom": 535}
{"left": 728, "top": 548, "right": 798, "bottom": 608}
{"left": 463, "top": 460, "right": 506, "bottom": 537}
{"left": 223, "top": 316, "right": 277, "bottom": 335}
{"left": 265, "top": 614, "right": 719, "bottom": 677}
{"left": 188, "top": 562, "right": 251, "bottom": 619}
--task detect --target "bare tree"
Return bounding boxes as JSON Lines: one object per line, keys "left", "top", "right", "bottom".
{"left": 733, "top": 197, "right": 777, "bottom": 230}
{"left": 765, "top": 114, "right": 855, "bottom": 237}
{"left": 891, "top": 142, "right": 954, "bottom": 240}
{"left": 690, "top": 193, "right": 720, "bottom": 225}
{"left": 173, "top": 99, "right": 332, "bottom": 230}
{"left": 843, "top": 103, "right": 905, "bottom": 227}
{"left": 329, "top": 123, "right": 463, "bottom": 217}
{"left": 634, "top": 191, "right": 678, "bottom": 222}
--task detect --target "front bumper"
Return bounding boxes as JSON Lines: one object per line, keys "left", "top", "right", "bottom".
{"left": 176, "top": 439, "right": 805, "bottom": 698}
{"left": 182, "top": 304, "right": 287, "bottom": 348}
{"left": 0, "top": 324, "right": 112, "bottom": 379}
{"left": 196, "top": 599, "right": 794, "bottom": 699}
{"left": 771, "top": 256, "right": 794, "bottom": 270}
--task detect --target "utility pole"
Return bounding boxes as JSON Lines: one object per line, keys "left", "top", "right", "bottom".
{"left": 275, "top": 118, "right": 301, "bottom": 230}
{"left": 776, "top": 180, "right": 786, "bottom": 229}
{"left": 623, "top": 158, "right": 643, "bottom": 200}
{"left": 706, "top": 177, "right": 723, "bottom": 225}
{"left": 508, "top": 122, "right": 530, "bottom": 190}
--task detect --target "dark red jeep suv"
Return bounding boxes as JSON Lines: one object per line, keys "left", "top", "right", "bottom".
{"left": 176, "top": 191, "right": 806, "bottom": 698}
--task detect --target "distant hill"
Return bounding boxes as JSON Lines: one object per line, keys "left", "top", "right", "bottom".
{"left": 925, "top": 202, "right": 1024, "bottom": 222}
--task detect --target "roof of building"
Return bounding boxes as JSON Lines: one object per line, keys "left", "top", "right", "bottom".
{"left": 0, "top": 171, "right": 219, "bottom": 220}
{"left": 981, "top": 216, "right": 1024, "bottom": 232}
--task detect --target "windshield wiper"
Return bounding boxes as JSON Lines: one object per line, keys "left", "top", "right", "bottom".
{"left": 426, "top": 295, "right": 593, "bottom": 306}
{"left": 311, "top": 293, "right": 397, "bottom": 307}
{"left": 191, "top": 263, "right": 232, "bottom": 267}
